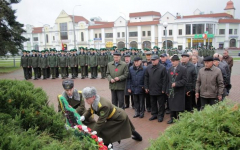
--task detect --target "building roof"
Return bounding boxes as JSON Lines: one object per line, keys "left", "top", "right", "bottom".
{"left": 128, "top": 20, "right": 159, "bottom": 26}
{"left": 153, "top": 18, "right": 160, "bottom": 21}
{"left": 219, "top": 19, "right": 240, "bottom": 23}
{"left": 129, "top": 11, "right": 161, "bottom": 17}
{"left": 69, "top": 15, "right": 89, "bottom": 23}
{"left": 94, "top": 21, "right": 112, "bottom": 25}
{"left": 32, "top": 27, "right": 43, "bottom": 33}
{"left": 224, "top": 0, "right": 235, "bottom": 10}
{"left": 180, "top": 13, "right": 233, "bottom": 19}
{"left": 88, "top": 22, "right": 114, "bottom": 29}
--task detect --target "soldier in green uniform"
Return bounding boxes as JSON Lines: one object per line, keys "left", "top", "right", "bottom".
{"left": 131, "top": 48, "right": 137, "bottom": 61}
{"left": 20, "top": 50, "right": 29, "bottom": 80}
{"left": 81, "top": 87, "right": 142, "bottom": 146}
{"left": 48, "top": 49, "right": 58, "bottom": 79}
{"left": 78, "top": 47, "right": 87, "bottom": 79}
{"left": 26, "top": 50, "right": 32, "bottom": 79}
{"left": 30, "top": 50, "right": 39, "bottom": 80}
{"left": 98, "top": 49, "right": 107, "bottom": 79}
{"left": 84, "top": 48, "right": 89, "bottom": 78}
{"left": 108, "top": 48, "right": 114, "bottom": 62}
{"left": 68, "top": 49, "right": 78, "bottom": 79}
{"left": 44, "top": 49, "right": 50, "bottom": 78}
{"left": 152, "top": 46, "right": 160, "bottom": 56}
{"left": 54, "top": 49, "right": 60, "bottom": 78}
{"left": 35, "top": 50, "right": 42, "bottom": 78}
{"left": 39, "top": 50, "right": 48, "bottom": 79}
{"left": 58, "top": 80, "right": 96, "bottom": 129}
{"left": 88, "top": 48, "right": 98, "bottom": 79}
{"left": 58, "top": 50, "right": 68, "bottom": 79}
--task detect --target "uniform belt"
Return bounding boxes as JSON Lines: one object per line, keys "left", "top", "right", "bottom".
{"left": 107, "top": 107, "right": 116, "bottom": 119}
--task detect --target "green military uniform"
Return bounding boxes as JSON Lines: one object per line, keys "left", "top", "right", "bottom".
{"left": 48, "top": 49, "right": 58, "bottom": 79}
{"left": 30, "top": 50, "right": 39, "bottom": 80}
{"left": 20, "top": 50, "right": 29, "bottom": 80}
{"left": 26, "top": 51, "right": 32, "bottom": 79}
{"left": 107, "top": 49, "right": 114, "bottom": 63}
{"left": 45, "top": 49, "right": 50, "bottom": 78}
{"left": 58, "top": 50, "right": 68, "bottom": 79}
{"left": 98, "top": 49, "right": 108, "bottom": 79}
{"left": 88, "top": 49, "right": 98, "bottom": 79}
{"left": 39, "top": 50, "right": 48, "bottom": 79}
{"left": 78, "top": 47, "right": 87, "bottom": 79}
{"left": 68, "top": 49, "right": 78, "bottom": 79}
{"left": 84, "top": 48, "right": 89, "bottom": 78}
{"left": 83, "top": 96, "right": 135, "bottom": 144}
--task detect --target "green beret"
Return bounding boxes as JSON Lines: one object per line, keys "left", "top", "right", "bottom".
{"left": 41, "top": 50, "right": 45, "bottom": 53}
{"left": 31, "top": 50, "right": 35, "bottom": 52}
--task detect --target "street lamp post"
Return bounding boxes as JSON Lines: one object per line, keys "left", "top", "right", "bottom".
{"left": 163, "top": 22, "right": 168, "bottom": 53}
{"left": 120, "top": 12, "right": 128, "bottom": 48}
{"left": 72, "top": 5, "right": 81, "bottom": 49}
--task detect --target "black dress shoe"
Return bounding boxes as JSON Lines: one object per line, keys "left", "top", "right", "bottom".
{"left": 167, "top": 119, "right": 174, "bottom": 124}
{"left": 147, "top": 108, "right": 151, "bottom": 112}
{"left": 81, "top": 77, "right": 85, "bottom": 79}
{"left": 71, "top": 77, "right": 75, "bottom": 79}
{"left": 34, "top": 78, "right": 38, "bottom": 80}
{"left": 139, "top": 114, "right": 144, "bottom": 118}
{"left": 52, "top": 78, "right": 56, "bottom": 79}
{"left": 133, "top": 115, "right": 140, "bottom": 118}
{"left": 90, "top": 77, "right": 94, "bottom": 79}
{"left": 132, "top": 130, "right": 142, "bottom": 141}
{"left": 158, "top": 117, "right": 163, "bottom": 122}
{"left": 149, "top": 116, "right": 157, "bottom": 121}
{"left": 165, "top": 109, "right": 171, "bottom": 114}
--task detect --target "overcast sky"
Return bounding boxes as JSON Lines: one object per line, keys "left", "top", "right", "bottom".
{"left": 11, "top": 0, "right": 240, "bottom": 27}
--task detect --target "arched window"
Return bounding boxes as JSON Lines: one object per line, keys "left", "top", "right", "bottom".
{"left": 130, "top": 41, "right": 138, "bottom": 49}
{"left": 117, "top": 41, "right": 125, "bottom": 49}
{"left": 163, "top": 40, "right": 173, "bottom": 49}
{"left": 142, "top": 41, "right": 151, "bottom": 49}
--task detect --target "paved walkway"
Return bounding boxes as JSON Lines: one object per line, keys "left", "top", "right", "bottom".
{"left": 0, "top": 62, "right": 239, "bottom": 150}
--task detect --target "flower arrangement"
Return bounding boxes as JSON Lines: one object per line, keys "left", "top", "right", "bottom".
{"left": 169, "top": 71, "right": 178, "bottom": 98}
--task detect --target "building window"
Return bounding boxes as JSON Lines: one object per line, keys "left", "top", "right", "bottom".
{"left": 169, "top": 30, "right": 172, "bottom": 36}
{"left": 105, "top": 33, "right": 113, "bottom": 38}
{"left": 163, "top": 30, "right": 166, "bottom": 36}
{"left": 122, "top": 32, "right": 125, "bottom": 37}
{"left": 129, "top": 32, "right": 138, "bottom": 37}
{"left": 46, "top": 34, "right": 48, "bottom": 43}
{"left": 81, "top": 32, "right": 84, "bottom": 41}
{"left": 117, "top": 32, "right": 120, "bottom": 38}
{"left": 60, "top": 22, "right": 68, "bottom": 40}
{"left": 219, "top": 29, "right": 225, "bottom": 35}
{"left": 234, "top": 29, "right": 237, "bottom": 35}
{"left": 179, "top": 29, "right": 182, "bottom": 35}
{"left": 53, "top": 36, "right": 55, "bottom": 40}
{"left": 33, "top": 37, "right": 38, "bottom": 41}
{"left": 186, "top": 24, "right": 191, "bottom": 35}
{"left": 142, "top": 31, "right": 145, "bottom": 36}
{"left": 206, "top": 24, "right": 214, "bottom": 34}
{"left": 229, "top": 29, "right": 233, "bottom": 34}
{"left": 148, "top": 31, "right": 151, "bottom": 36}
{"left": 95, "top": 34, "right": 97, "bottom": 38}
{"left": 99, "top": 33, "right": 101, "bottom": 38}
{"left": 192, "top": 24, "right": 204, "bottom": 34}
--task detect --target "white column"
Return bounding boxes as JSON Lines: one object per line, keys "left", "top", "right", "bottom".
{"left": 183, "top": 38, "right": 186, "bottom": 49}
{"left": 191, "top": 38, "right": 193, "bottom": 48}
{"left": 191, "top": 24, "right": 193, "bottom": 35}
{"left": 158, "top": 24, "right": 162, "bottom": 48}
{"left": 101, "top": 28, "right": 105, "bottom": 48}
{"left": 90, "top": 29, "right": 94, "bottom": 48}
{"left": 126, "top": 26, "right": 129, "bottom": 48}
{"left": 85, "top": 29, "right": 89, "bottom": 47}
{"left": 238, "top": 24, "right": 240, "bottom": 48}
{"left": 113, "top": 27, "right": 116, "bottom": 46}
{"left": 225, "top": 23, "right": 229, "bottom": 48}
{"left": 173, "top": 24, "right": 178, "bottom": 48}
{"left": 137, "top": 26, "right": 141, "bottom": 48}
{"left": 151, "top": 25, "right": 155, "bottom": 47}
{"left": 204, "top": 23, "right": 206, "bottom": 32}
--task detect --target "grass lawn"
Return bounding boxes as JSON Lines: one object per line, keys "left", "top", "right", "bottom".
{"left": 0, "top": 60, "right": 20, "bottom": 73}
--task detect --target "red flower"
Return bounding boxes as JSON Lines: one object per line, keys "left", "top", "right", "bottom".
{"left": 170, "top": 72, "right": 174, "bottom": 75}
{"left": 175, "top": 73, "right": 178, "bottom": 76}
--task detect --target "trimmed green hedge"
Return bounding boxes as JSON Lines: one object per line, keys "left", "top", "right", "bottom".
{"left": 147, "top": 100, "right": 240, "bottom": 150}
{"left": 0, "top": 79, "right": 98, "bottom": 150}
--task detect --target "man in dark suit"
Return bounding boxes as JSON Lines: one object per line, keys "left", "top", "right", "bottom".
{"left": 167, "top": 55, "right": 187, "bottom": 124}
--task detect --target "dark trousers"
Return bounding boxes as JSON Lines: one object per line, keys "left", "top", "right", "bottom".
{"left": 111, "top": 90, "right": 125, "bottom": 109}
{"left": 23, "top": 67, "right": 29, "bottom": 80}
{"left": 56, "top": 67, "right": 59, "bottom": 78}
{"left": 150, "top": 95, "right": 165, "bottom": 118}
{"left": 75, "top": 66, "right": 78, "bottom": 77}
{"left": 145, "top": 93, "right": 151, "bottom": 110}
{"left": 84, "top": 66, "right": 89, "bottom": 77}
{"left": 200, "top": 97, "right": 217, "bottom": 109}
{"left": 50, "top": 67, "right": 56, "bottom": 78}
{"left": 185, "top": 91, "right": 195, "bottom": 111}
{"left": 90, "top": 67, "right": 97, "bottom": 78}
{"left": 125, "top": 95, "right": 134, "bottom": 108}
{"left": 60, "top": 67, "right": 66, "bottom": 78}
{"left": 71, "top": 67, "right": 76, "bottom": 78}
{"left": 66, "top": 67, "right": 69, "bottom": 77}
{"left": 37, "top": 67, "right": 41, "bottom": 78}
{"left": 33, "top": 67, "right": 38, "bottom": 79}
{"left": 42, "top": 68, "right": 47, "bottom": 79}
{"left": 100, "top": 66, "right": 106, "bottom": 78}
{"left": 164, "top": 94, "right": 169, "bottom": 110}
{"left": 170, "top": 111, "right": 182, "bottom": 119}
{"left": 80, "top": 66, "right": 85, "bottom": 77}
{"left": 47, "top": 67, "right": 50, "bottom": 78}
{"left": 28, "top": 67, "right": 32, "bottom": 78}
{"left": 133, "top": 94, "right": 145, "bottom": 116}
{"left": 105, "top": 66, "right": 107, "bottom": 76}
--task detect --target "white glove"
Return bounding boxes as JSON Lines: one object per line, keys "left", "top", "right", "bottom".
{"left": 80, "top": 116, "right": 85, "bottom": 121}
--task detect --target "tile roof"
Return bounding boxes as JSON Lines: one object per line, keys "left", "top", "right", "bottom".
{"left": 219, "top": 19, "right": 240, "bottom": 23}
{"left": 180, "top": 13, "right": 233, "bottom": 19}
{"left": 32, "top": 27, "right": 43, "bottom": 33}
{"left": 224, "top": 0, "right": 235, "bottom": 10}
{"left": 129, "top": 11, "right": 161, "bottom": 17}
{"left": 88, "top": 22, "right": 114, "bottom": 29}
{"left": 128, "top": 20, "right": 159, "bottom": 26}
{"left": 69, "top": 15, "right": 89, "bottom": 23}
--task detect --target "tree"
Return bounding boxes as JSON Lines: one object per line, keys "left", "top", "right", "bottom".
{"left": 0, "top": 0, "right": 28, "bottom": 56}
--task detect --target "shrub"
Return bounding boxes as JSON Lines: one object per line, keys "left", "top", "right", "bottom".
{"left": 147, "top": 100, "right": 240, "bottom": 150}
